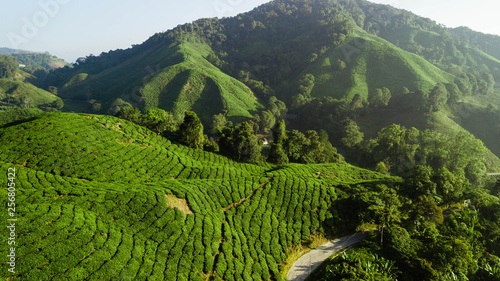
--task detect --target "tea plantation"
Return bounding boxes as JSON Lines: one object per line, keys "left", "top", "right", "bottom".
{"left": 0, "top": 113, "right": 389, "bottom": 280}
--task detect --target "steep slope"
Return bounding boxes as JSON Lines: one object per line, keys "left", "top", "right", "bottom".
{"left": 0, "top": 78, "right": 61, "bottom": 108}
{"left": 58, "top": 41, "right": 262, "bottom": 123}
{"left": 49, "top": 0, "right": 500, "bottom": 103}
{"left": 44, "top": 0, "right": 500, "bottom": 160}
{"left": 304, "top": 27, "right": 455, "bottom": 100}
{"left": 0, "top": 112, "right": 390, "bottom": 280}
{"left": 453, "top": 26, "right": 500, "bottom": 61}
{"left": 355, "top": 0, "right": 500, "bottom": 81}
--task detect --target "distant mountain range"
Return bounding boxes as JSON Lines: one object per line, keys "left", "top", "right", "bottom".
{"left": 0, "top": 47, "right": 68, "bottom": 69}
{"left": 0, "top": 47, "right": 27, "bottom": 55}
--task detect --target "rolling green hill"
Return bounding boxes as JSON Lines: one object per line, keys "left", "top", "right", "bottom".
{"left": 45, "top": 0, "right": 500, "bottom": 123}
{"left": 0, "top": 112, "right": 390, "bottom": 280}
{"left": 0, "top": 79, "right": 61, "bottom": 109}
{"left": 58, "top": 41, "right": 263, "bottom": 123}
{"left": 305, "top": 27, "right": 455, "bottom": 100}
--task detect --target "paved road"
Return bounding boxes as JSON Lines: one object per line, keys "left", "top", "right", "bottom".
{"left": 488, "top": 173, "right": 500, "bottom": 176}
{"left": 286, "top": 233, "right": 365, "bottom": 281}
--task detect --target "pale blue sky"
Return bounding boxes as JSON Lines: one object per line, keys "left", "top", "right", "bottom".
{"left": 1, "top": 0, "right": 498, "bottom": 63}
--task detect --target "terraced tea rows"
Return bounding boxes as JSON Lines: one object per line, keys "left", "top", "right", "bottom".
{"left": 0, "top": 113, "right": 389, "bottom": 280}
{"left": 0, "top": 113, "right": 269, "bottom": 183}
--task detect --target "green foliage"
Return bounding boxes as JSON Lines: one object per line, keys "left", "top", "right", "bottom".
{"left": 353, "top": 124, "right": 489, "bottom": 186}
{"left": 109, "top": 98, "right": 132, "bottom": 115}
{"left": 179, "top": 111, "right": 204, "bottom": 149}
{"left": 0, "top": 108, "right": 44, "bottom": 126}
{"left": 268, "top": 120, "right": 289, "bottom": 165}
{"left": 0, "top": 55, "right": 18, "bottom": 78}
{"left": 210, "top": 113, "right": 228, "bottom": 135}
{"left": 375, "top": 162, "right": 388, "bottom": 175}
{"left": 283, "top": 129, "right": 344, "bottom": 164}
{"left": 116, "top": 107, "right": 177, "bottom": 135}
{"left": 0, "top": 112, "right": 390, "bottom": 281}
{"left": 268, "top": 143, "right": 289, "bottom": 165}
{"left": 341, "top": 119, "right": 364, "bottom": 149}
{"left": 298, "top": 74, "right": 315, "bottom": 97}
{"left": 219, "top": 121, "right": 262, "bottom": 163}
{"left": 428, "top": 83, "right": 448, "bottom": 112}
{"left": 369, "top": 88, "right": 392, "bottom": 109}
{"left": 312, "top": 248, "right": 398, "bottom": 281}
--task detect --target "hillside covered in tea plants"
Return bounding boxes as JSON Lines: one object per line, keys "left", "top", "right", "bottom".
{"left": 0, "top": 112, "right": 390, "bottom": 280}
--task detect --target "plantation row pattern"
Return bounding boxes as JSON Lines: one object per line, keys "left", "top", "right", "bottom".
{"left": 0, "top": 114, "right": 269, "bottom": 183}
{"left": 0, "top": 113, "right": 388, "bottom": 280}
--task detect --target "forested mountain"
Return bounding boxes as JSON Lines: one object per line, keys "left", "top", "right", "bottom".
{"left": 42, "top": 0, "right": 500, "bottom": 167}
{"left": 0, "top": 47, "right": 69, "bottom": 83}
{"left": 0, "top": 47, "right": 25, "bottom": 55}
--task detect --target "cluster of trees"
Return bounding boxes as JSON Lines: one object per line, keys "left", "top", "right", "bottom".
{"left": 0, "top": 55, "right": 18, "bottom": 79}
{"left": 247, "top": 96, "right": 288, "bottom": 134}
{"left": 268, "top": 120, "right": 344, "bottom": 165}
{"left": 393, "top": 74, "right": 496, "bottom": 112}
{"left": 347, "top": 124, "right": 489, "bottom": 186}
{"left": 115, "top": 107, "right": 177, "bottom": 135}
{"left": 211, "top": 114, "right": 343, "bottom": 164}
{"left": 116, "top": 105, "right": 344, "bottom": 165}
{"left": 321, "top": 173, "right": 500, "bottom": 280}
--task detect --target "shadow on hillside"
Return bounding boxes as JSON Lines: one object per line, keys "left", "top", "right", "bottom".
{"left": 1, "top": 116, "right": 40, "bottom": 129}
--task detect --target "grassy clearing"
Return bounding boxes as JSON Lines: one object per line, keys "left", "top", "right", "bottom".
{"left": 165, "top": 194, "right": 194, "bottom": 214}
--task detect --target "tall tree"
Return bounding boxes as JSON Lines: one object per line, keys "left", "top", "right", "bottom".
{"left": 341, "top": 119, "right": 364, "bottom": 149}
{"left": 268, "top": 120, "right": 289, "bottom": 164}
{"left": 210, "top": 113, "right": 228, "bottom": 135}
{"left": 428, "top": 84, "right": 448, "bottom": 112}
{"left": 232, "top": 122, "right": 262, "bottom": 163}
{"left": 179, "top": 111, "right": 204, "bottom": 149}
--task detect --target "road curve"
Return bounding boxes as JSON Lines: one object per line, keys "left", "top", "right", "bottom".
{"left": 286, "top": 232, "right": 365, "bottom": 281}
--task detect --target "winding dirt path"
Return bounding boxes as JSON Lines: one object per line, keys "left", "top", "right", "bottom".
{"left": 286, "top": 232, "right": 365, "bottom": 281}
